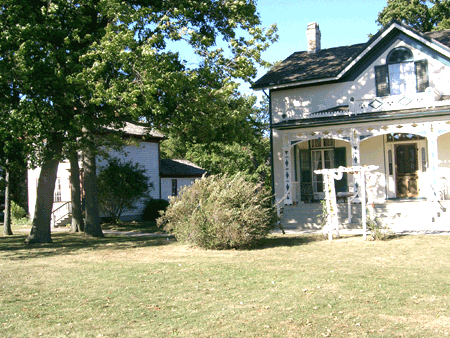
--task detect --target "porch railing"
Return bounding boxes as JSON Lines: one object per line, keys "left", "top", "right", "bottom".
{"left": 300, "top": 91, "right": 450, "bottom": 120}
{"left": 51, "top": 201, "right": 72, "bottom": 228}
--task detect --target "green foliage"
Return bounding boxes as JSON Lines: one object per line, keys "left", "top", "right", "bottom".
{"left": 158, "top": 173, "right": 276, "bottom": 249}
{"left": 377, "top": 0, "right": 450, "bottom": 32}
{"left": 10, "top": 200, "right": 27, "bottom": 224}
{"left": 318, "top": 199, "right": 329, "bottom": 228}
{"left": 161, "top": 95, "right": 271, "bottom": 189}
{"left": 97, "top": 158, "right": 153, "bottom": 223}
{"left": 366, "top": 214, "right": 394, "bottom": 241}
{"left": 1, "top": 1, "right": 277, "bottom": 241}
{"left": 142, "top": 199, "right": 170, "bottom": 221}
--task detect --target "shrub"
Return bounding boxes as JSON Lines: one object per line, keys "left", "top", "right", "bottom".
{"left": 157, "top": 173, "right": 277, "bottom": 249}
{"left": 98, "top": 157, "right": 153, "bottom": 223}
{"left": 366, "top": 209, "right": 393, "bottom": 240}
{"left": 11, "top": 201, "right": 27, "bottom": 223}
{"left": 142, "top": 199, "right": 169, "bottom": 221}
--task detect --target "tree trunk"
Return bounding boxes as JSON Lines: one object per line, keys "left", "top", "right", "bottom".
{"left": 69, "top": 151, "right": 84, "bottom": 233}
{"left": 83, "top": 150, "right": 103, "bottom": 237}
{"left": 26, "top": 141, "right": 62, "bottom": 244}
{"left": 3, "top": 165, "right": 13, "bottom": 236}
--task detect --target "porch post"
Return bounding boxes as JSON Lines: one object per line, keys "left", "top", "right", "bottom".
{"left": 350, "top": 129, "right": 361, "bottom": 195}
{"left": 283, "top": 146, "right": 293, "bottom": 205}
{"left": 426, "top": 124, "right": 439, "bottom": 202}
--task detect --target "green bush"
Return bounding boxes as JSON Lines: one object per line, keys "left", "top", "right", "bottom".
{"left": 142, "top": 199, "right": 169, "bottom": 221}
{"left": 98, "top": 157, "right": 153, "bottom": 223}
{"left": 11, "top": 201, "right": 27, "bottom": 223}
{"left": 157, "top": 173, "right": 277, "bottom": 249}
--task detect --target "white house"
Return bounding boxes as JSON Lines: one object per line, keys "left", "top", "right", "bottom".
{"left": 27, "top": 123, "right": 205, "bottom": 225}
{"left": 252, "top": 21, "right": 450, "bottom": 232}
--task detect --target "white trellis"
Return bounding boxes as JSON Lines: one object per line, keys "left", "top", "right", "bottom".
{"left": 314, "top": 165, "right": 379, "bottom": 241}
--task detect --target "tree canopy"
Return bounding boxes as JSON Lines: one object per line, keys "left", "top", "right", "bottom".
{"left": 161, "top": 94, "right": 271, "bottom": 188}
{"left": 377, "top": 0, "right": 450, "bottom": 32}
{"left": 0, "top": 0, "right": 277, "bottom": 242}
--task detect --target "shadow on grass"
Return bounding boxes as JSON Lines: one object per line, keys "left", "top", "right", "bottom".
{"left": 0, "top": 231, "right": 174, "bottom": 260}
{"left": 100, "top": 220, "right": 162, "bottom": 233}
{"left": 254, "top": 233, "right": 326, "bottom": 249}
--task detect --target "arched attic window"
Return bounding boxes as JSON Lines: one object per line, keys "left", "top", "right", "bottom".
{"left": 387, "top": 47, "right": 413, "bottom": 63}
{"left": 375, "top": 47, "right": 429, "bottom": 97}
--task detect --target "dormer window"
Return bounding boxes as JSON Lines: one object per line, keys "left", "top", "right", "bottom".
{"left": 375, "top": 47, "right": 428, "bottom": 97}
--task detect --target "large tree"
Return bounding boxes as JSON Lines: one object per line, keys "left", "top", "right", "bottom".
{"left": 161, "top": 94, "right": 271, "bottom": 187}
{"left": 377, "top": 0, "right": 450, "bottom": 32}
{"left": 0, "top": 0, "right": 277, "bottom": 243}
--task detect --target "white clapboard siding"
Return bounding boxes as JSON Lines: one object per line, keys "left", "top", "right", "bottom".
{"left": 161, "top": 177, "right": 198, "bottom": 201}
{"left": 98, "top": 141, "right": 160, "bottom": 217}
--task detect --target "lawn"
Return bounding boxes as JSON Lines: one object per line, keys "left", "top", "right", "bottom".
{"left": 1, "top": 227, "right": 449, "bottom": 337}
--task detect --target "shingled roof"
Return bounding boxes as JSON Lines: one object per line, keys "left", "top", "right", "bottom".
{"left": 160, "top": 159, "right": 206, "bottom": 177}
{"left": 252, "top": 43, "right": 366, "bottom": 89}
{"left": 121, "top": 122, "right": 164, "bottom": 139}
{"left": 252, "top": 21, "right": 450, "bottom": 90}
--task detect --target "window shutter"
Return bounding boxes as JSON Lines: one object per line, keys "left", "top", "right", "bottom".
{"left": 375, "top": 65, "right": 389, "bottom": 97}
{"left": 415, "top": 60, "right": 429, "bottom": 92}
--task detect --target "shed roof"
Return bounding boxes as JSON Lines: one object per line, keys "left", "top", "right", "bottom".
{"left": 160, "top": 159, "right": 206, "bottom": 177}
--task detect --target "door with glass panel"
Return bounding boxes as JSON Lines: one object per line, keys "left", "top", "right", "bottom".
{"left": 395, "top": 143, "right": 419, "bottom": 198}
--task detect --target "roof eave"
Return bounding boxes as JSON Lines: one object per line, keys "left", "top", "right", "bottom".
{"left": 252, "top": 76, "right": 340, "bottom": 91}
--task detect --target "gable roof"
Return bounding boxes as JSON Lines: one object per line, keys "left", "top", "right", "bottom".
{"left": 121, "top": 122, "right": 165, "bottom": 139}
{"left": 252, "top": 21, "right": 450, "bottom": 90}
{"left": 160, "top": 159, "right": 206, "bottom": 177}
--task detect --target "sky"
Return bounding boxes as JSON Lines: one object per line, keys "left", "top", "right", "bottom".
{"left": 246, "top": 0, "right": 389, "bottom": 96}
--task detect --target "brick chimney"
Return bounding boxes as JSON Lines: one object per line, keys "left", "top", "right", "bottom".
{"left": 307, "top": 22, "right": 321, "bottom": 53}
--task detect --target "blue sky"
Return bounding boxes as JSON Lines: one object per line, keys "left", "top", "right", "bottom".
{"left": 167, "top": 1, "right": 390, "bottom": 97}
{"left": 247, "top": 0, "right": 389, "bottom": 95}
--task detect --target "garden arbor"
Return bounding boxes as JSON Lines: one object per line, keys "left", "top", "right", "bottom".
{"left": 314, "top": 165, "right": 379, "bottom": 240}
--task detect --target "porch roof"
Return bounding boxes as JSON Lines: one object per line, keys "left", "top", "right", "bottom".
{"left": 272, "top": 105, "right": 450, "bottom": 130}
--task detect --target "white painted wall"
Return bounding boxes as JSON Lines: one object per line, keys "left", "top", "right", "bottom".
{"left": 360, "top": 136, "right": 387, "bottom": 202}
{"left": 161, "top": 177, "right": 199, "bottom": 201}
{"left": 97, "top": 141, "right": 160, "bottom": 218}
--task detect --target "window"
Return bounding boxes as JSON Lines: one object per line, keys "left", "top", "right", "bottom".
{"left": 54, "top": 178, "right": 62, "bottom": 202}
{"left": 311, "top": 149, "right": 335, "bottom": 193}
{"left": 388, "top": 149, "right": 393, "bottom": 176}
{"left": 386, "top": 133, "right": 425, "bottom": 142}
{"left": 375, "top": 47, "right": 428, "bottom": 97}
{"left": 310, "top": 138, "right": 334, "bottom": 149}
{"left": 171, "top": 179, "right": 178, "bottom": 196}
{"left": 421, "top": 147, "right": 427, "bottom": 172}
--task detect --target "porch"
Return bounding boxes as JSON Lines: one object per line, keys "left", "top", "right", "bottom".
{"left": 279, "top": 199, "right": 450, "bottom": 234}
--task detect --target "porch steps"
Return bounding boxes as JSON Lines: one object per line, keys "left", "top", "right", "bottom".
{"left": 54, "top": 215, "right": 72, "bottom": 228}
{"left": 280, "top": 200, "right": 450, "bottom": 233}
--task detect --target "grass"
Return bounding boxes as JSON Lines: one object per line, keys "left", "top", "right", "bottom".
{"left": 1, "top": 227, "right": 449, "bottom": 337}
{"left": 100, "top": 220, "right": 162, "bottom": 234}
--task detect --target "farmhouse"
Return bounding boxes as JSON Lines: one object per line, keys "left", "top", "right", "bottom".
{"left": 27, "top": 123, "right": 205, "bottom": 225}
{"left": 253, "top": 21, "right": 450, "bottom": 231}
